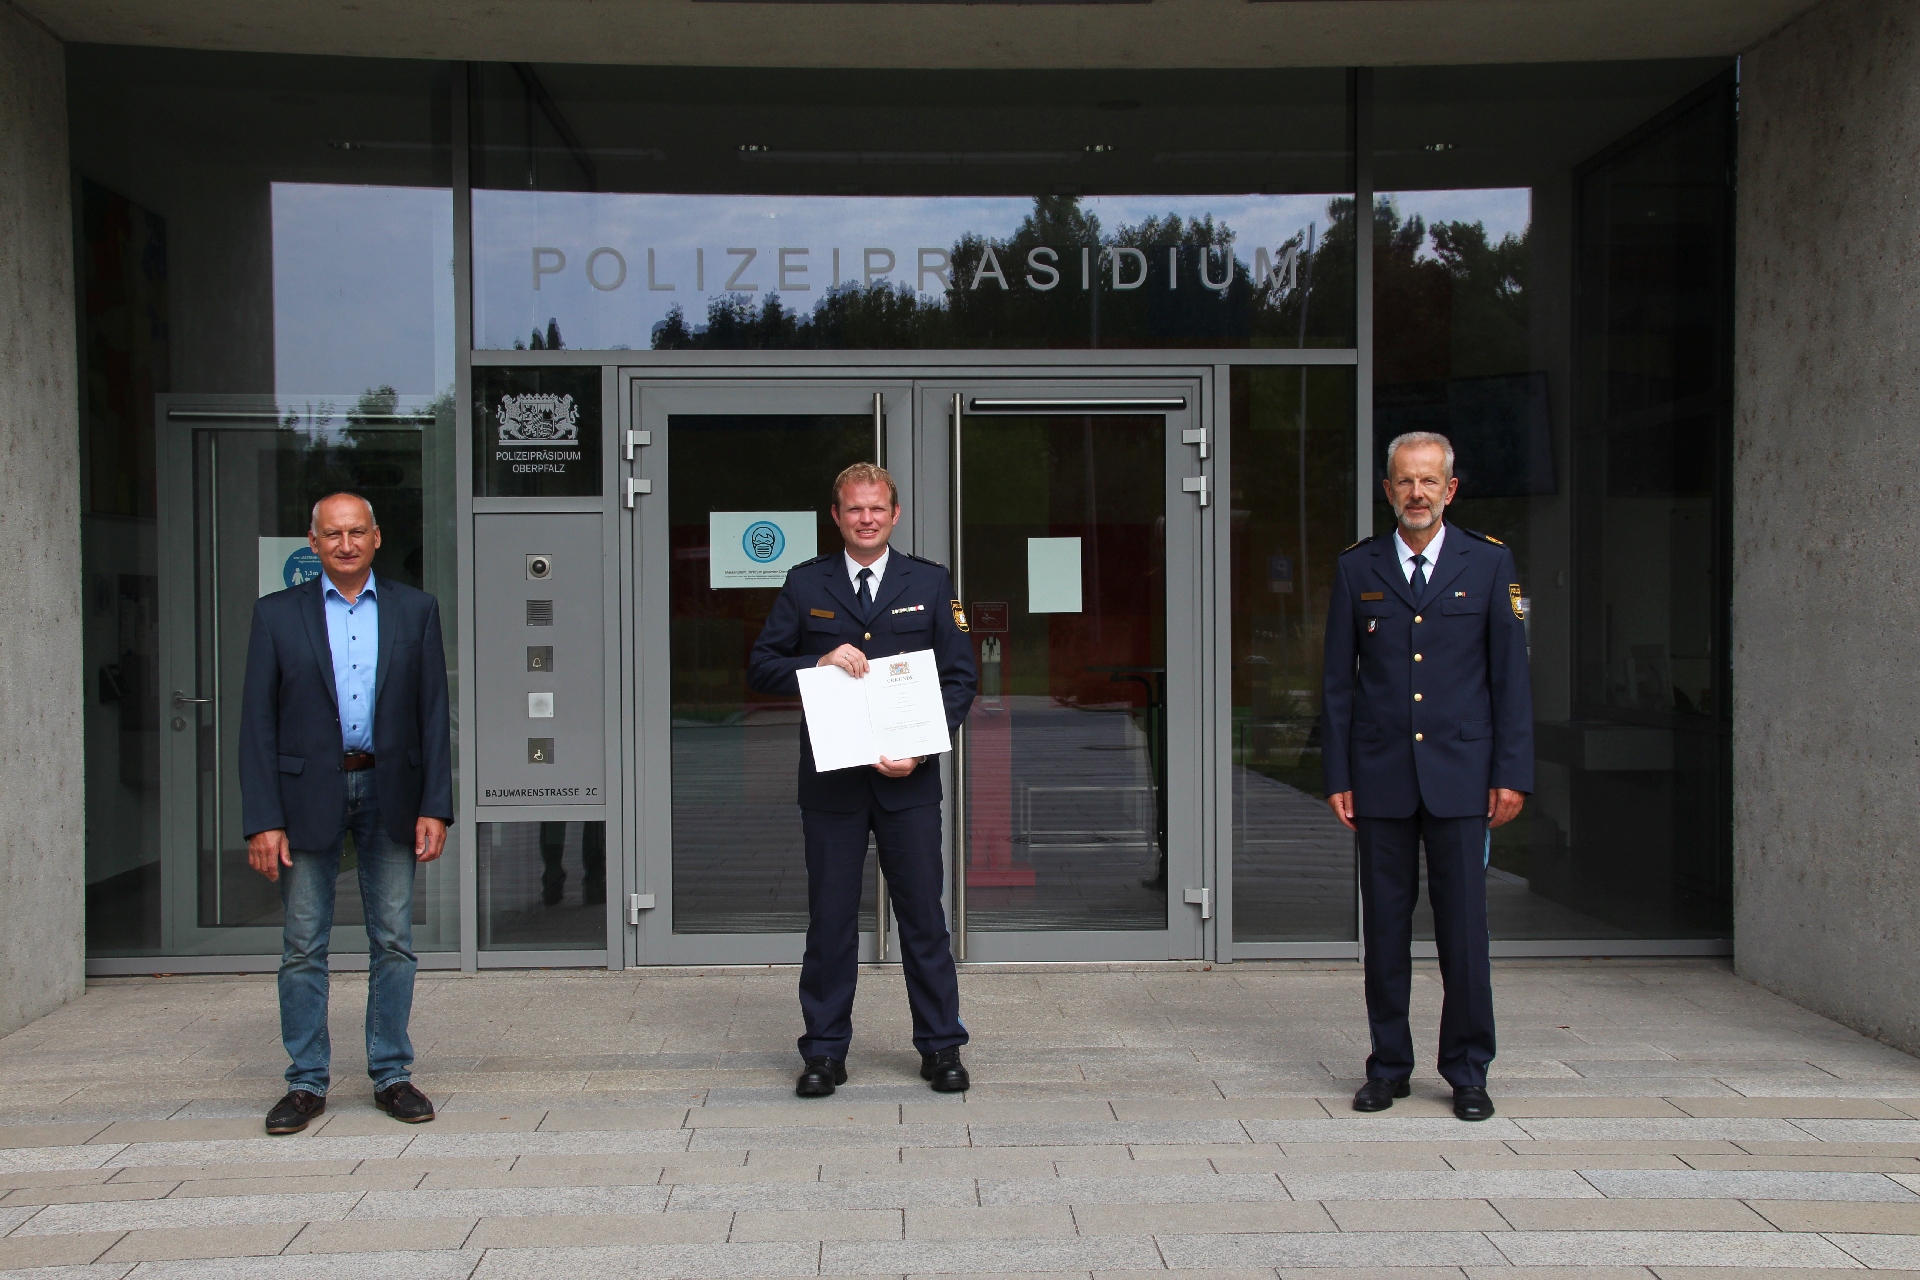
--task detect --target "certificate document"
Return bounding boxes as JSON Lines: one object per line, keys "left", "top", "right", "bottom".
{"left": 795, "top": 648, "right": 952, "bottom": 772}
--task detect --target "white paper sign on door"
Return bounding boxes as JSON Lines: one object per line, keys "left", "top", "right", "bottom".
{"left": 259, "top": 537, "right": 325, "bottom": 597}
{"left": 710, "top": 511, "right": 816, "bottom": 588}
{"left": 1027, "top": 536, "right": 1083, "bottom": 613}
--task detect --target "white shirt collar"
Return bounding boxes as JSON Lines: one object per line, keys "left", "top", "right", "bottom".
{"left": 845, "top": 547, "right": 889, "bottom": 593}
{"left": 1393, "top": 525, "right": 1445, "bottom": 580}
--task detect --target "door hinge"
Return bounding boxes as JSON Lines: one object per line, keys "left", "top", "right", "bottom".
{"left": 625, "top": 477, "right": 653, "bottom": 508}
{"left": 1181, "top": 427, "right": 1208, "bottom": 459}
{"left": 1183, "top": 886, "right": 1213, "bottom": 920}
{"left": 627, "top": 892, "right": 656, "bottom": 925}
{"left": 1181, "top": 475, "right": 1210, "bottom": 507}
{"left": 625, "top": 429, "right": 651, "bottom": 461}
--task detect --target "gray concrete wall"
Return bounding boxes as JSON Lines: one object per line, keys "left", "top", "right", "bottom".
{"left": 0, "top": 1, "right": 83, "bottom": 1034}
{"left": 1735, "top": 0, "right": 1920, "bottom": 1054}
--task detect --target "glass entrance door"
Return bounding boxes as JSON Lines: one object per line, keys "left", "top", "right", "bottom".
{"left": 627, "top": 380, "right": 911, "bottom": 964}
{"left": 625, "top": 373, "right": 1211, "bottom": 966}
{"left": 146, "top": 395, "right": 458, "bottom": 958}
{"left": 917, "top": 381, "right": 1208, "bottom": 962}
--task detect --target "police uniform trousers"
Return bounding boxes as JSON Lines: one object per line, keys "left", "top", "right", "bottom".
{"left": 1357, "top": 806, "right": 1496, "bottom": 1088}
{"left": 797, "top": 798, "right": 967, "bottom": 1061}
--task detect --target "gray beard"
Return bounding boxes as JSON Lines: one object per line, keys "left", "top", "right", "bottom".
{"left": 1396, "top": 500, "right": 1445, "bottom": 531}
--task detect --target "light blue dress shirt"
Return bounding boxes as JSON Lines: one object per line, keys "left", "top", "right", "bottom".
{"left": 323, "top": 573, "right": 379, "bottom": 753}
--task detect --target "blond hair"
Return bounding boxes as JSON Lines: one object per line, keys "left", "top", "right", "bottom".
{"left": 832, "top": 462, "right": 898, "bottom": 508}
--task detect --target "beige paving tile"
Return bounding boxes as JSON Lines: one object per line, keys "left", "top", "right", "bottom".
{"left": 1685, "top": 1153, "right": 1920, "bottom": 1172}
{"left": 3, "top": 1180, "right": 179, "bottom": 1205}
{"left": 106, "top": 1158, "right": 369, "bottom": 1182}
{"left": 1444, "top": 1153, "right": 1689, "bottom": 1171}
{"left": 422, "top": 1163, "right": 662, "bottom": 1189}
{"left": 320, "top": 1110, "right": 545, "bottom": 1136}
{"left": 905, "top": 1100, "right": 1114, "bottom": 1124}
{"left": 1492, "top": 1197, "right": 1775, "bottom": 1230}
{"left": 173, "top": 1168, "right": 428, "bottom": 1195}
{"left": 1108, "top": 1099, "right": 1325, "bottom": 1122}
{"left": 1209, "top": 1150, "right": 1454, "bottom": 1174}
{"left": 1464, "top": 1270, "right": 1657, "bottom": 1279}
{"left": 0, "top": 1232, "right": 124, "bottom": 1269}
{"left": 1652, "top": 1271, "right": 1920, "bottom": 1280}
{"left": 285, "top": 1217, "right": 476, "bottom": 1252}
{"left": 0, "top": 1167, "right": 121, "bottom": 1191}
{"left": 693, "top": 1103, "right": 903, "bottom": 1128}
{"left": 1736, "top": 1139, "right": 1920, "bottom": 1156}
{"left": 98, "top": 1223, "right": 303, "bottom": 1261}
{"left": 90, "top": 1118, "right": 282, "bottom": 1144}
{"left": 1322, "top": 1198, "right": 1510, "bottom": 1231}
{"left": 1074, "top": 1200, "right": 1336, "bottom": 1235}
{"left": 1098, "top": 1270, "right": 1277, "bottom": 1280}
{"left": 731, "top": 1208, "right": 903, "bottom": 1240}
{"left": 1501, "top": 1141, "right": 1746, "bottom": 1156}
{"left": 1671, "top": 1097, "right": 1909, "bottom": 1119}
{"left": 0, "top": 1123, "right": 113, "bottom": 1149}
{"left": 905, "top": 1205, "right": 1078, "bottom": 1239}
{"left": 1496, "top": 1099, "right": 1689, "bottom": 1118}
{"left": 465, "top": 1210, "right": 733, "bottom": 1247}
{"left": 659, "top": 1161, "right": 820, "bottom": 1184}
{"left": 536, "top": 1106, "right": 691, "bottom": 1132}
{"left": 1747, "top": 1198, "right": 1920, "bottom": 1232}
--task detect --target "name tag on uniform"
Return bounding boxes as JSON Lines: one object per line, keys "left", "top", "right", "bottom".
{"left": 1359, "top": 591, "right": 1385, "bottom": 601}
{"left": 891, "top": 604, "right": 926, "bottom": 615}
{"left": 810, "top": 608, "right": 835, "bottom": 619}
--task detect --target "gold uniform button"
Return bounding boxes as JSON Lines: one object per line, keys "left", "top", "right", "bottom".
{"left": 864, "top": 631, "right": 872, "bottom": 640}
{"left": 1414, "top": 693, "right": 1423, "bottom": 701}
{"left": 1414, "top": 653, "right": 1423, "bottom": 662}
{"left": 1414, "top": 615, "right": 1423, "bottom": 623}
{"left": 1414, "top": 733, "right": 1424, "bottom": 742}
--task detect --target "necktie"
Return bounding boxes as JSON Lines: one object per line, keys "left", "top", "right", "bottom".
{"left": 1409, "top": 553, "right": 1428, "bottom": 595}
{"left": 856, "top": 567, "right": 874, "bottom": 613}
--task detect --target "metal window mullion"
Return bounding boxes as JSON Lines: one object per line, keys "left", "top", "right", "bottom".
{"left": 949, "top": 391, "right": 966, "bottom": 961}
{"left": 453, "top": 60, "right": 481, "bottom": 976}
{"left": 1353, "top": 66, "right": 1375, "bottom": 957}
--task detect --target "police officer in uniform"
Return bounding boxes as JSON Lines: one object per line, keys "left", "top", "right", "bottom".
{"left": 1321, "top": 431, "right": 1533, "bottom": 1122}
{"left": 749, "top": 462, "right": 977, "bottom": 1097}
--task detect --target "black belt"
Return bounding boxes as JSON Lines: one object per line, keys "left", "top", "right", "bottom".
{"left": 342, "top": 752, "right": 376, "bottom": 772}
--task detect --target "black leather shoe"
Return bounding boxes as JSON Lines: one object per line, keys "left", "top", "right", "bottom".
{"left": 1351, "top": 1078, "right": 1411, "bottom": 1112}
{"left": 1453, "top": 1085, "right": 1496, "bottom": 1122}
{"left": 265, "top": 1090, "right": 325, "bottom": 1135}
{"left": 374, "top": 1080, "right": 436, "bottom": 1123}
{"left": 920, "top": 1047, "right": 970, "bottom": 1092}
{"left": 796, "top": 1056, "right": 847, "bottom": 1097}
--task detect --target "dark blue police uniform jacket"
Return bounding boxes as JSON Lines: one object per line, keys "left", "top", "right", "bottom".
{"left": 1321, "top": 525, "right": 1533, "bottom": 818}
{"left": 747, "top": 550, "right": 977, "bottom": 804}
{"left": 238, "top": 576, "right": 455, "bottom": 850}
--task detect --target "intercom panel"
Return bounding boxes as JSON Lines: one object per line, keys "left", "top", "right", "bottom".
{"left": 473, "top": 513, "right": 604, "bottom": 805}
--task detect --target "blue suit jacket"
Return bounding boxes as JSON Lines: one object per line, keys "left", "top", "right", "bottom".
{"left": 238, "top": 575, "right": 455, "bottom": 849}
{"left": 748, "top": 550, "right": 977, "bottom": 813}
{"left": 1321, "top": 525, "right": 1534, "bottom": 819}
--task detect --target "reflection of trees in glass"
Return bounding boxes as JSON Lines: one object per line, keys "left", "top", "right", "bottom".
{"left": 513, "top": 318, "right": 566, "bottom": 350}
{"left": 269, "top": 384, "right": 429, "bottom": 588}
{"left": 652, "top": 194, "right": 1356, "bottom": 351}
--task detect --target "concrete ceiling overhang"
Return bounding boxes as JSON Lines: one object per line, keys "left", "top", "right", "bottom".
{"left": 19, "top": 0, "right": 1815, "bottom": 68}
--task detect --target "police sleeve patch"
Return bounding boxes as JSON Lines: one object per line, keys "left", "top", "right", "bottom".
{"left": 950, "top": 599, "right": 970, "bottom": 633}
{"left": 1509, "top": 584, "right": 1525, "bottom": 619}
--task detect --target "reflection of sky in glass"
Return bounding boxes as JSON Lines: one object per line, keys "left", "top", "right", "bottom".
{"left": 473, "top": 191, "right": 1341, "bottom": 350}
{"left": 272, "top": 184, "right": 455, "bottom": 398}
{"left": 1380, "top": 188, "right": 1532, "bottom": 261}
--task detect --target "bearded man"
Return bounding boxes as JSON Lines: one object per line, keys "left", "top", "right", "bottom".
{"left": 1320, "top": 431, "right": 1534, "bottom": 1122}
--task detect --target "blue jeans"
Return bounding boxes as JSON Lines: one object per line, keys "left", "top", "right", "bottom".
{"left": 278, "top": 769, "right": 418, "bottom": 1095}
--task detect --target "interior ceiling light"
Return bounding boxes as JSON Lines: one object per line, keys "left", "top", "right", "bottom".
{"left": 738, "top": 143, "right": 771, "bottom": 152}
{"left": 1085, "top": 143, "right": 1115, "bottom": 153}
{"left": 1424, "top": 142, "right": 1457, "bottom": 152}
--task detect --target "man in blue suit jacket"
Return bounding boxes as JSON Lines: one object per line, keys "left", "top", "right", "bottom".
{"left": 749, "top": 463, "right": 977, "bottom": 1097}
{"left": 1322, "top": 432, "right": 1533, "bottom": 1122}
{"left": 239, "top": 492, "right": 453, "bottom": 1134}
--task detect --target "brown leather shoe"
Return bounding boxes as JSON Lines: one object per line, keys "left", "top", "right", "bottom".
{"left": 265, "top": 1090, "right": 325, "bottom": 1135}
{"left": 373, "top": 1080, "right": 436, "bottom": 1123}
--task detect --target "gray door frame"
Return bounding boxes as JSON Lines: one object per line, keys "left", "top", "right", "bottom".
{"left": 619, "top": 364, "right": 1220, "bottom": 967}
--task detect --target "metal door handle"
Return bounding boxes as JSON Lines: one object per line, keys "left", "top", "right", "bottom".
{"left": 171, "top": 690, "right": 212, "bottom": 706}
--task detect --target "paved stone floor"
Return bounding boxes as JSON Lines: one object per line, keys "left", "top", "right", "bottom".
{"left": 3, "top": 958, "right": 1920, "bottom": 1278}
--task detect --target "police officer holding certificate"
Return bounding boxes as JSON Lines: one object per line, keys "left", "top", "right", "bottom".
{"left": 1321, "top": 431, "right": 1533, "bottom": 1122}
{"left": 749, "top": 463, "right": 978, "bottom": 1097}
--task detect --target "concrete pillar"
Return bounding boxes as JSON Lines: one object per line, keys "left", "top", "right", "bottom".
{"left": 1735, "top": 0, "right": 1920, "bottom": 1054}
{"left": 0, "top": 2, "right": 81, "bottom": 1035}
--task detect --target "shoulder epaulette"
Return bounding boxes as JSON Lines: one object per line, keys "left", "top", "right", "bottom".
{"left": 796, "top": 552, "right": 833, "bottom": 567}
{"left": 904, "top": 551, "right": 948, "bottom": 570}
{"left": 1456, "top": 527, "right": 1504, "bottom": 546}
{"left": 1341, "top": 535, "right": 1375, "bottom": 553}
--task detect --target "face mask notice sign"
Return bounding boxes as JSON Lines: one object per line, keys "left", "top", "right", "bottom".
{"left": 709, "top": 511, "right": 816, "bottom": 588}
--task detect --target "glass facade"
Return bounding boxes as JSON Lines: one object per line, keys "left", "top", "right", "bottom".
{"left": 67, "top": 45, "right": 1737, "bottom": 965}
